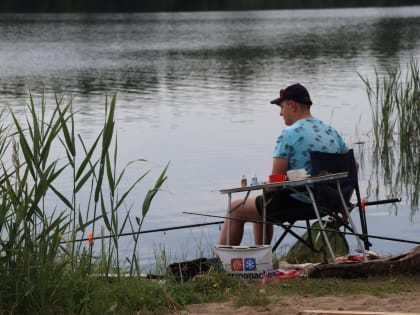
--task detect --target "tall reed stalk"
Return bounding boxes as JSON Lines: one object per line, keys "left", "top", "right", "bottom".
{"left": 0, "top": 93, "right": 168, "bottom": 313}
{"left": 360, "top": 58, "right": 420, "bottom": 213}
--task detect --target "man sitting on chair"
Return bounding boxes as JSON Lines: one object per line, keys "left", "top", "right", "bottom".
{"left": 218, "top": 83, "right": 349, "bottom": 246}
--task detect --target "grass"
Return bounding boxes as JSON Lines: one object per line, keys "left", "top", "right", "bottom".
{"left": 359, "top": 58, "right": 420, "bottom": 213}
{"left": 262, "top": 274, "right": 420, "bottom": 297}
{"left": 0, "top": 92, "right": 169, "bottom": 313}
{"left": 221, "top": 273, "right": 420, "bottom": 309}
{"left": 40, "top": 272, "right": 417, "bottom": 313}
{"left": 19, "top": 269, "right": 410, "bottom": 314}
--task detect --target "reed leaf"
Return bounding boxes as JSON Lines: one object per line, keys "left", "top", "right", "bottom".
{"left": 31, "top": 162, "right": 67, "bottom": 205}
{"left": 78, "top": 214, "right": 104, "bottom": 233}
{"left": 118, "top": 207, "right": 131, "bottom": 236}
{"left": 75, "top": 133, "right": 102, "bottom": 181}
{"left": 115, "top": 158, "right": 148, "bottom": 187}
{"left": 105, "top": 151, "right": 115, "bottom": 195}
{"left": 94, "top": 164, "right": 104, "bottom": 203}
{"left": 115, "top": 169, "right": 150, "bottom": 211}
{"left": 74, "top": 162, "right": 98, "bottom": 193}
{"left": 94, "top": 97, "right": 116, "bottom": 202}
{"left": 361, "top": 59, "right": 420, "bottom": 212}
{"left": 49, "top": 184, "right": 74, "bottom": 210}
{"left": 100, "top": 193, "right": 112, "bottom": 232}
{"left": 78, "top": 211, "right": 84, "bottom": 232}
{"left": 57, "top": 99, "right": 76, "bottom": 157}
{"left": 101, "top": 94, "right": 116, "bottom": 161}
{"left": 142, "top": 162, "right": 169, "bottom": 218}
{"left": 37, "top": 213, "right": 68, "bottom": 242}
{"left": 10, "top": 113, "right": 35, "bottom": 178}
{"left": 111, "top": 204, "right": 118, "bottom": 236}
{"left": 28, "top": 94, "right": 41, "bottom": 166}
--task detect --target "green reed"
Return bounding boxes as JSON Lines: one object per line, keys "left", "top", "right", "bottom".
{"left": 359, "top": 58, "right": 420, "bottom": 212}
{"left": 0, "top": 93, "right": 168, "bottom": 313}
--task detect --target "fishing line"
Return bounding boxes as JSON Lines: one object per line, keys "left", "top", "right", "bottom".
{"left": 62, "top": 220, "right": 224, "bottom": 244}
{"left": 61, "top": 198, "right": 404, "bottom": 245}
{"left": 182, "top": 211, "right": 420, "bottom": 246}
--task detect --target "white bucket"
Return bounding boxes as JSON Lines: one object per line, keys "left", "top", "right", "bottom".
{"left": 215, "top": 245, "right": 273, "bottom": 279}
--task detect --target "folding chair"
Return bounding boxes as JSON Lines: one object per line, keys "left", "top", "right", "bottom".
{"left": 272, "top": 149, "right": 370, "bottom": 260}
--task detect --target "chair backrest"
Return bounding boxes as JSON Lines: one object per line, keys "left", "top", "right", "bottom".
{"left": 310, "top": 149, "right": 359, "bottom": 211}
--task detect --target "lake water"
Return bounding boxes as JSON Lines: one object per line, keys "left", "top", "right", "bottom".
{"left": 0, "top": 7, "right": 419, "bottom": 269}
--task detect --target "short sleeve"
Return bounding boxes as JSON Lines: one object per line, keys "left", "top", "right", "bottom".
{"left": 334, "top": 130, "right": 348, "bottom": 152}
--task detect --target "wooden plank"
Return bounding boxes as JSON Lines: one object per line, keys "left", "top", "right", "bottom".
{"left": 300, "top": 311, "right": 420, "bottom": 315}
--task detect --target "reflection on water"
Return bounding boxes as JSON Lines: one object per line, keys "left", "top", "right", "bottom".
{"left": 1, "top": 9, "right": 420, "bottom": 100}
{"left": 1, "top": 7, "right": 420, "bottom": 261}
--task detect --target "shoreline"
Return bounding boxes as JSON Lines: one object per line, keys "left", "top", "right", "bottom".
{"left": 180, "top": 292, "right": 420, "bottom": 315}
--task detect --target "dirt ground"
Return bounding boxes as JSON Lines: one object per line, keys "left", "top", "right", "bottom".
{"left": 177, "top": 292, "right": 420, "bottom": 315}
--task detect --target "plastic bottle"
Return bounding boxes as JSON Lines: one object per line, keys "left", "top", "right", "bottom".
{"left": 251, "top": 172, "right": 258, "bottom": 186}
{"left": 241, "top": 173, "right": 247, "bottom": 187}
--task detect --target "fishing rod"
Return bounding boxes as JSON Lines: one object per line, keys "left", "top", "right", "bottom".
{"left": 356, "top": 198, "right": 401, "bottom": 208}
{"left": 63, "top": 198, "right": 403, "bottom": 244}
{"left": 63, "top": 220, "right": 224, "bottom": 244}
{"left": 182, "top": 211, "right": 420, "bottom": 246}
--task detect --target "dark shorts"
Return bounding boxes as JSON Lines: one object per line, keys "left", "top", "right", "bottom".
{"left": 255, "top": 188, "right": 317, "bottom": 223}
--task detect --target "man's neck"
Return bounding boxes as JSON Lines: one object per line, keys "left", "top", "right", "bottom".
{"left": 294, "top": 113, "right": 313, "bottom": 122}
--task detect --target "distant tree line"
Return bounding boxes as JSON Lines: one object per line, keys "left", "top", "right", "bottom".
{"left": 1, "top": 0, "right": 420, "bottom": 12}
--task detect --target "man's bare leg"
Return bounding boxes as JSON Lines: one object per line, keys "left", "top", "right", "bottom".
{"left": 218, "top": 197, "right": 262, "bottom": 246}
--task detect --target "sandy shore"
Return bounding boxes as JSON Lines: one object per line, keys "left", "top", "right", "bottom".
{"left": 177, "top": 292, "right": 420, "bottom": 315}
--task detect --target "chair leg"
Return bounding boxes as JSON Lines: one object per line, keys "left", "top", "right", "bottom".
{"left": 305, "top": 183, "right": 337, "bottom": 261}
{"left": 272, "top": 221, "right": 318, "bottom": 253}
{"left": 306, "top": 219, "right": 330, "bottom": 263}
{"left": 336, "top": 182, "right": 367, "bottom": 256}
{"left": 332, "top": 211, "right": 372, "bottom": 249}
{"left": 305, "top": 219, "right": 318, "bottom": 252}
{"left": 357, "top": 194, "right": 370, "bottom": 250}
{"left": 272, "top": 225, "right": 291, "bottom": 252}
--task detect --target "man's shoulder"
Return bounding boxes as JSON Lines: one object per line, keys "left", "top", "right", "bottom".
{"left": 292, "top": 117, "right": 324, "bottom": 129}
{"left": 286, "top": 118, "right": 339, "bottom": 134}
{"left": 291, "top": 118, "right": 342, "bottom": 137}
{"left": 303, "top": 117, "right": 337, "bottom": 130}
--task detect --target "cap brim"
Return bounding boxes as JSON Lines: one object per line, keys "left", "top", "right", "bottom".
{"left": 270, "top": 97, "right": 282, "bottom": 105}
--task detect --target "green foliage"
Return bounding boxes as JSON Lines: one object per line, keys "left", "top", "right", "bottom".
{"left": 232, "top": 283, "right": 271, "bottom": 308}
{"left": 164, "top": 271, "right": 241, "bottom": 306}
{"left": 0, "top": 92, "right": 168, "bottom": 313}
{"left": 285, "top": 221, "right": 349, "bottom": 263}
{"left": 262, "top": 274, "right": 420, "bottom": 297}
{"left": 359, "top": 59, "right": 420, "bottom": 212}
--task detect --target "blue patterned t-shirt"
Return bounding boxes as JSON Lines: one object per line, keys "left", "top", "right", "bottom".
{"left": 273, "top": 118, "right": 347, "bottom": 174}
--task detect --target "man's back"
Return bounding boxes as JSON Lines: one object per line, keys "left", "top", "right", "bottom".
{"left": 273, "top": 117, "right": 347, "bottom": 172}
